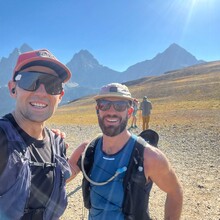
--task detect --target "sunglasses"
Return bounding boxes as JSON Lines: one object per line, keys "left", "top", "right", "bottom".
{"left": 14, "top": 72, "right": 63, "bottom": 95}
{"left": 97, "top": 99, "right": 131, "bottom": 112}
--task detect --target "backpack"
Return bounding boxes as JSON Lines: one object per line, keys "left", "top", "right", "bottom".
{"left": 0, "top": 117, "right": 71, "bottom": 220}
{"left": 78, "top": 129, "right": 159, "bottom": 220}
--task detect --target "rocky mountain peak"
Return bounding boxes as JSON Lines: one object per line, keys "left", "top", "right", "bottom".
{"left": 68, "top": 49, "right": 100, "bottom": 68}
{"left": 19, "top": 43, "right": 33, "bottom": 53}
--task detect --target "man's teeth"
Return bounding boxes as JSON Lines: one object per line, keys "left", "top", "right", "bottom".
{"left": 107, "top": 118, "right": 117, "bottom": 122}
{"left": 31, "top": 102, "right": 47, "bottom": 108}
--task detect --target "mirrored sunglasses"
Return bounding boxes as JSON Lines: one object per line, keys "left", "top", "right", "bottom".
{"left": 97, "top": 99, "right": 131, "bottom": 112}
{"left": 14, "top": 72, "right": 63, "bottom": 95}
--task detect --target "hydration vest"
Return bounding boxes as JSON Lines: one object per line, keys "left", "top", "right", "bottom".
{"left": 78, "top": 136, "right": 153, "bottom": 220}
{"left": 0, "top": 118, "right": 71, "bottom": 220}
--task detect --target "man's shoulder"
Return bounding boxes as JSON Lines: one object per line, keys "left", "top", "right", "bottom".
{"left": 0, "top": 127, "right": 7, "bottom": 141}
{"left": 0, "top": 117, "right": 14, "bottom": 136}
{"left": 87, "top": 134, "right": 103, "bottom": 148}
{"left": 143, "top": 144, "right": 168, "bottom": 174}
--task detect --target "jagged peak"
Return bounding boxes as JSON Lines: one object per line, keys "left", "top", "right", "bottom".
{"left": 77, "top": 49, "right": 92, "bottom": 55}
{"left": 74, "top": 49, "right": 95, "bottom": 60}
{"left": 19, "top": 43, "right": 33, "bottom": 54}
{"left": 154, "top": 43, "right": 197, "bottom": 60}
{"left": 3, "top": 44, "right": 33, "bottom": 59}
{"left": 168, "top": 43, "right": 181, "bottom": 49}
{"left": 69, "top": 49, "right": 100, "bottom": 67}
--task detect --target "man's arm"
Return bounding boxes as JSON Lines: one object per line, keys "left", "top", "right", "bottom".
{"left": 144, "top": 146, "right": 183, "bottom": 220}
{"left": 149, "top": 102, "right": 152, "bottom": 110}
{"left": 67, "top": 141, "right": 88, "bottom": 183}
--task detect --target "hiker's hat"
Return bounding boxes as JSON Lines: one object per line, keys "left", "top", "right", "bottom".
{"left": 13, "top": 49, "right": 71, "bottom": 83}
{"left": 94, "top": 83, "right": 133, "bottom": 101}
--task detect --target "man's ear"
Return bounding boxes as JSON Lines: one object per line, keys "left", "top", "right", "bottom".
{"left": 58, "top": 90, "right": 65, "bottom": 103}
{"left": 8, "top": 80, "right": 17, "bottom": 97}
{"left": 95, "top": 106, "right": 99, "bottom": 115}
{"left": 128, "top": 106, "right": 134, "bottom": 117}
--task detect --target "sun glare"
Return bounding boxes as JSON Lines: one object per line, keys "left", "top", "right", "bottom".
{"left": 181, "top": 0, "right": 217, "bottom": 38}
{"left": 191, "top": 0, "right": 216, "bottom": 7}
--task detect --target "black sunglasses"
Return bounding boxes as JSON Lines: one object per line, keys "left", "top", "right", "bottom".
{"left": 14, "top": 72, "right": 63, "bottom": 95}
{"left": 97, "top": 99, "right": 131, "bottom": 112}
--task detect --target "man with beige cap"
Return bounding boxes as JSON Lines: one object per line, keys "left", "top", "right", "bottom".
{"left": 0, "top": 49, "right": 72, "bottom": 220}
{"left": 68, "top": 82, "right": 183, "bottom": 220}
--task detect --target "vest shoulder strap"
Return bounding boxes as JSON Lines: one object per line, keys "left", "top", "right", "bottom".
{"left": 0, "top": 118, "right": 57, "bottom": 169}
{"left": 0, "top": 118, "right": 27, "bottom": 154}
{"left": 77, "top": 134, "right": 102, "bottom": 171}
{"left": 123, "top": 137, "right": 146, "bottom": 187}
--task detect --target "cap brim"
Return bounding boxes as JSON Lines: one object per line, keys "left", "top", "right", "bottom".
{"left": 14, "top": 57, "right": 71, "bottom": 83}
{"left": 94, "top": 94, "right": 133, "bottom": 101}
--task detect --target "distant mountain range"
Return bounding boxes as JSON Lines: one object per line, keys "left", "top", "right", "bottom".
{"left": 66, "top": 43, "right": 204, "bottom": 87}
{"left": 0, "top": 43, "right": 205, "bottom": 115}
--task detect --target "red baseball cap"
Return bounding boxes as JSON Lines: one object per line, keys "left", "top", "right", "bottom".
{"left": 13, "top": 49, "right": 71, "bottom": 83}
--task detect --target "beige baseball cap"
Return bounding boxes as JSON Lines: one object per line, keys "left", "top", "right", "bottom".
{"left": 94, "top": 83, "right": 133, "bottom": 101}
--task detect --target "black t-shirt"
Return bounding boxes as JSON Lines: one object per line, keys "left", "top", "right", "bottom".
{"left": 0, "top": 114, "right": 54, "bottom": 219}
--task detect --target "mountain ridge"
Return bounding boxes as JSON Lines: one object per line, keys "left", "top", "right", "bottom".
{"left": 0, "top": 43, "right": 205, "bottom": 87}
{"left": 0, "top": 43, "right": 213, "bottom": 116}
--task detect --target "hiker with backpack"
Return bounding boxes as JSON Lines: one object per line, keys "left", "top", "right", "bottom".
{"left": 68, "top": 83, "right": 183, "bottom": 220}
{"left": 0, "top": 49, "right": 72, "bottom": 220}
{"left": 139, "top": 96, "right": 152, "bottom": 130}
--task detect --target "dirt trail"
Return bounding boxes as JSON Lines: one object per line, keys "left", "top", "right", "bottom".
{"left": 55, "top": 123, "right": 220, "bottom": 220}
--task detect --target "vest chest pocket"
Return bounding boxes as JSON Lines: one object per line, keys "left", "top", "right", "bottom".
{"left": 43, "top": 154, "right": 71, "bottom": 219}
{"left": 0, "top": 153, "right": 31, "bottom": 220}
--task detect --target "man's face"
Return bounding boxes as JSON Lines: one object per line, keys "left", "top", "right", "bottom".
{"left": 96, "top": 98, "right": 130, "bottom": 137}
{"left": 11, "top": 67, "right": 64, "bottom": 123}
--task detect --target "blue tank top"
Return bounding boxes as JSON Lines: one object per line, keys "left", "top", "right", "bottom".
{"left": 89, "top": 135, "right": 136, "bottom": 220}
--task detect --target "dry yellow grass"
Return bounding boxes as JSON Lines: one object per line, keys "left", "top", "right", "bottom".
{"left": 48, "top": 65, "right": 220, "bottom": 127}
{"left": 48, "top": 99, "right": 97, "bottom": 125}
{"left": 48, "top": 98, "right": 220, "bottom": 128}
{"left": 51, "top": 62, "right": 220, "bottom": 220}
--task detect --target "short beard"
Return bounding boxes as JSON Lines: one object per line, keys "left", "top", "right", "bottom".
{"left": 98, "top": 114, "right": 128, "bottom": 137}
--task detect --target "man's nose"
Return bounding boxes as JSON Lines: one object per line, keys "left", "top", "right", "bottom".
{"left": 35, "top": 83, "right": 47, "bottom": 94}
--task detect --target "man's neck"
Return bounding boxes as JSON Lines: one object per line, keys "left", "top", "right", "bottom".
{"left": 102, "top": 130, "right": 131, "bottom": 154}
{"left": 12, "top": 111, "right": 45, "bottom": 140}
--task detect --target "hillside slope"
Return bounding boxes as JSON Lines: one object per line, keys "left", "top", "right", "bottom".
{"left": 50, "top": 61, "right": 220, "bottom": 126}
{"left": 49, "top": 61, "right": 220, "bottom": 220}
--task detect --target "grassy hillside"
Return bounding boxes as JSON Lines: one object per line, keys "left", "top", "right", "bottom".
{"left": 48, "top": 61, "right": 220, "bottom": 127}
{"left": 54, "top": 61, "right": 220, "bottom": 220}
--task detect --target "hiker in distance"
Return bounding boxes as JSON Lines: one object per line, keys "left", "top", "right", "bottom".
{"left": 68, "top": 83, "right": 183, "bottom": 220}
{"left": 139, "top": 96, "right": 152, "bottom": 130}
{"left": 0, "top": 49, "right": 72, "bottom": 220}
{"left": 129, "top": 98, "right": 139, "bottom": 129}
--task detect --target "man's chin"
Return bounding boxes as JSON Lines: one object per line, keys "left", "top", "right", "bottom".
{"left": 103, "top": 126, "right": 125, "bottom": 137}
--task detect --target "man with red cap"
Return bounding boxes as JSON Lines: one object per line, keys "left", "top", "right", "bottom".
{"left": 0, "top": 49, "right": 72, "bottom": 220}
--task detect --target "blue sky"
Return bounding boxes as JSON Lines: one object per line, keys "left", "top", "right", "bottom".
{"left": 0, "top": 0, "right": 219, "bottom": 71}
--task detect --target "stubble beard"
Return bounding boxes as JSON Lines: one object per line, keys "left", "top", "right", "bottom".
{"left": 98, "top": 114, "right": 128, "bottom": 137}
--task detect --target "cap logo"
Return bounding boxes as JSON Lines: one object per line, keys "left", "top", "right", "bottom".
{"left": 37, "top": 50, "right": 56, "bottom": 60}
{"left": 109, "top": 87, "right": 118, "bottom": 92}
{"left": 15, "top": 74, "right": 22, "bottom": 81}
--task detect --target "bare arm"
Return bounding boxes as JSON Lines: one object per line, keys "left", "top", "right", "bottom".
{"left": 144, "top": 146, "right": 183, "bottom": 220}
{"left": 67, "top": 141, "right": 88, "bottom": 183}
